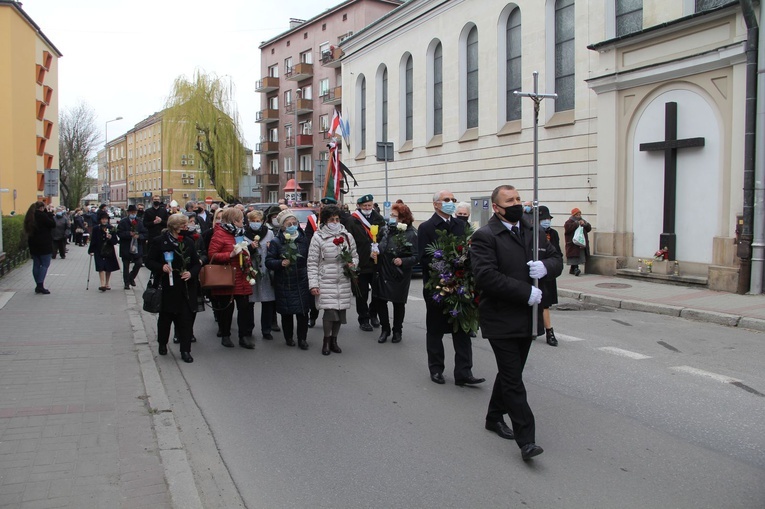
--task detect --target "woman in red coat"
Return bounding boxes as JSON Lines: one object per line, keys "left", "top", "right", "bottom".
{"left": 563, "top": 207, "right": 591, "bottom": 276}
{"left": 207, "top": 207, "right": 255, "bottom": 349}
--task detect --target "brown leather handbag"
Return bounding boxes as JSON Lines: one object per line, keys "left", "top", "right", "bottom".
{"left": 199, "top": 263, "right": 235, "bottom": 289}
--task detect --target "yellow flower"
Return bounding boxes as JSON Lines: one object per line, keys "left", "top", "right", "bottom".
{"left": 283, "top": 232, "right": 292, "bottom": 240}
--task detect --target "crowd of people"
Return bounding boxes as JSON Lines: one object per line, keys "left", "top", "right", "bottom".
{"left": 21, "top": 189, "right": 588, "bottom": 460}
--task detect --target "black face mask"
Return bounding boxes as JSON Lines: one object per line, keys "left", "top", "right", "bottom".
{"left": 196, "top": 208, "right": 204, "bottom": 214}
{"left": 497, "top": 204, "right": 524, "bottom": 223}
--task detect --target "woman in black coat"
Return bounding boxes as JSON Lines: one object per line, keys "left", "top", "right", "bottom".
{"left": 538, "top": 206, "right": 561, "bottom": 346}
{"left": 23, "top": 201, "right": 56, "bottom": 294}
{"left": 265, "top": 209, "right": 312, "bottom": 349}
{"left": 88, "top": 211, "right": 120, "bottom": 291}
{"left": 371, "top": 202, "right": 419, "bottom": 344}
{"left": 145, "top": 214, "right": 201, "bottom": 363}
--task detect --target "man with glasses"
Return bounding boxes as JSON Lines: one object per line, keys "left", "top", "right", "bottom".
{"left": 417, "top": 190, "right": 485, "bottom": 387}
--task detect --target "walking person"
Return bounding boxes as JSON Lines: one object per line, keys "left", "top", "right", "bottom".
{"left": 471, "top": 185, "right": 563, "bottom": 461}
{"left": 117, "top": 205, "right": 147, "bottom": 290}
{"left": 23, "top": 201, "right": 56, "bottom": 294}
{"left": 371, "top": 202, "right": 418, "bottom": 344}
{"left": 418, "top": 190, "right": 485, "bottom": 386}
{"left": 266, "top": 209, "right": 312, "bottom": 350}
{"left": 265, "top": 205, "right": 283, "bottom": 333}
{"left": 88, "top": 211, "right": 120, "bottom": 292}
{"left": 538, "top": 206, "right": 561, "bottom": 346}
{"left": 207, "top": 207, "right": 255, "bottom": 349}
{"left": 73, "top": 209, "right": 86, "bottom": 246}
{"left": 564, "top": 207, "right": 591, "bottom": 276}
{"left": 307, "top": 205, "right": 358, "bottom": 356}
{"left": 145, "top": 213, "right": 201, "bottom": 363}
{"left": 51, "top": 207, "right": 70, "bottom": 259}
{"left": 246, "top": 210, "right": 276, "bottom": 340}
{"left": 345, "top": 194, "right": 386, "bottom": 331}
{"left": 143, "top": 198, "right": 168, "bottom": 246}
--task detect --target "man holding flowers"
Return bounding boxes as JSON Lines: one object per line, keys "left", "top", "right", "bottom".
{"left": 347, "top": 194, "right": 386, "bottom": 332}
{"left": 117, "top": 204, "right": 147, "bottom": 290}
{"left": 418, "top": 190, "right": 485, "bottom": 387}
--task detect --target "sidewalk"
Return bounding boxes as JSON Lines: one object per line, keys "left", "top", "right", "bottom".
{"left": 0, "top": 244, "right": 200, "bottom": 508}
{"left": 556, "top": 270, "right": 765, "bottom": 331}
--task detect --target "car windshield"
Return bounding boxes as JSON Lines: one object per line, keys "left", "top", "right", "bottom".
{"left": 292, "top": 210, "right": 314, "bottom": 224}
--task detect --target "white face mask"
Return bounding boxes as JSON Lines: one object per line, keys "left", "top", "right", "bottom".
{"left": 360, "top": 209, "right": 372, "bottom": 217}
{"left": 271, "top": 218, "right": 279, "bottom": 227}
{"left": 326, "top": 222, "right": 341, "bottom": 232}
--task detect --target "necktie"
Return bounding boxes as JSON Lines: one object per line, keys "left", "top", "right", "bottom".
{"left": 511, "top": 225, "right": 519, "bottom": 236}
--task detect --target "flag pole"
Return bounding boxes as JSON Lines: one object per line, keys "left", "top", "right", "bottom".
{"left": 514, "top": 71, "right": 556, "bottom": 338}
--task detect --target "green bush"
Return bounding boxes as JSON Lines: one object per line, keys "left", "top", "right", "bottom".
{"left": 2, "top": 215, "right": 28, "bottom": 259}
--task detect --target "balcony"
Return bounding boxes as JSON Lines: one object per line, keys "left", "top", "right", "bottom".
{"left": 320, "top": 48, "right": 343, "bottom": 68}
{"left": 297, "top": 171, "right": 314, "bottom": 184}
{"left": 262, "top": 173, "right": 280, "bottom": 185}
{"left": 255, "top": 108, "right": 279, "bottom": 123}
{"left": 255, "top": 76, "right": 279, "bottom": 93}
{"left": 255, "top": 141, "right": 279, "bottom": 154}
{"left": 286, "top": 134, "right": 314, "bottom": 149}
{"left": 321, "top": 86, "right": 342, "bottom": 106}
{"left": 285, "top": 62, "right": 313, "bottom": 81}
{"left": 285, "top": 98, "right": 314, "bottom": 116}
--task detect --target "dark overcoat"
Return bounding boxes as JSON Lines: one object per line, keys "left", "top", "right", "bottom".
{"left": 265, "top": 229, "right": 311, "bottom": 315}
{"left": 471, "top": 215, "right": 563, "bottom": 338}
{"left": 116, "top": 217, "right": 148, "bottom": 259}
{"left": 564, "top": 217, "right": 591, "bottom": 259}
{"left": 344, "top": 210, "right": 386, "bottom": 275}
{"left": 88, "top": 223, "right": 120, "bottom": 272}
{"left": 145, "top": 232, "right": 202, "bottom": 314}
{"left": 372, "top": 223, "right": 419, "bottom": 303}
{"left": 541, "top": 226, "right": 561, "bottom": 308}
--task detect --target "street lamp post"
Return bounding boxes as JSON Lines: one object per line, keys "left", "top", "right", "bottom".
{"left": 104, "top": 116, "right": 123, "bottom": 205}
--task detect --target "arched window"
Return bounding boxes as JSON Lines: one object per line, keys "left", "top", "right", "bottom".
{"left": 433, "top": 43, "right": 443, "bottom": 136}
{"left": 554, "top": 0, "right": 575, "bottom": 112}
{"left": 466, "top": 26, "right": 479, "bottom": 128}
{"left": 360, "top": 76, "right": 367, "bottom": 151}
{"left": 382, "top": 68, "right": 388, "bottom": 142}
{"left": 405, "top": 55, "right": 413, "bottom": 141}
{"left": 506, "top": 6, "right": 522, "bottom": 122}
{"left": 376, "top": 66, "right": 388, "bottom": 143}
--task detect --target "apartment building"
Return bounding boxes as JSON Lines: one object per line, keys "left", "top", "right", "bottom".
{"left": 0, "top": 0, "right": 61, "bottom": 212}
{"left": 255, "top": 0, "right": 402, "bottom": 204}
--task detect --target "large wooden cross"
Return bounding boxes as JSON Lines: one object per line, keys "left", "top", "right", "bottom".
{"left": 639, "top": 102, "right": 705, "bottom": 261}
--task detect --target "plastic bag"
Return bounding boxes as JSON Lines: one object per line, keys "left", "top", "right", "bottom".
{"left": 572, "top": 225, "right": 586, "bottom": 247}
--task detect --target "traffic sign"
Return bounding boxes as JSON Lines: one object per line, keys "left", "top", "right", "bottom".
{"left": 205, "top": 196, "right": 213, "bottom": 204}
{"left": 167, "top": 188, "right": 173, "bottom": 195}
{"left": 383, "top": 201, "right": 391, "bottom": 208}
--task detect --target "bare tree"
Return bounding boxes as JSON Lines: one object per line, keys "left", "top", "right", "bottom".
{"left": 59, "top": 103, "right": 100, "bottom": 209}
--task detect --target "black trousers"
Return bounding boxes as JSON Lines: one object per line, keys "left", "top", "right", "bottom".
{"left": 375, "top": 298, "right": 405, "bottom": 333}
{"left": 157, "top": 305, "right": 194, "bottom": 353}
{"left": 51, "top": 239, "right": 66, "bottom": 258}
{"left": 486, "top": 337, "right": 535, "bottom": 448}
{"left": 355, "top": 272, "right": 377, "bottom": 323}
{"left": 214, "top": 295, "right": 251, "bottom": 338}
{"left": 121, "top": 256, "right": 142, "bottom": 285}
{"left": 260, "top": 301, "right": 276, "bottom": 334}
{"left": 281, "top": 312, "right": 309, "bottom": 341}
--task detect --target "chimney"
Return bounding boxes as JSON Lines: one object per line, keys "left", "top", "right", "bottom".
{"left": 289, "top": 18, "right": 305, "bottom": 29}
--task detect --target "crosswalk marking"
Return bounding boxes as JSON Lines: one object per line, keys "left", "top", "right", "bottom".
{"left": 555, "top": 333, "right": 586, "bottom": 342}
{"left": 597, "top": 347, "right": 651, "bottom": 360}
{"left": 670, "top": 365, "right": 741, "bottom": 384}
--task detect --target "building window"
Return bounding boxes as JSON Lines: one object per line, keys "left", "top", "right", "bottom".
{"left": 555, "top": 0, "right": 575, "bottom": 112}
{"left": 301, "top": 85, "right": 312, "bottom": 100}
{"left": 466, "top": 26, "right": 479, "bottom": 129}
{"left": 284, "top": 89, "right": 293, "bottom": 110}
{"left": 616, "top": 0, "right": 642, "bottom": 37}
{"left": 268, "top": 64, "right": 278, "bottom": 78}
{"left": 360, "top": 76, "right": 367, "bottom": 151}
{"left": 299, "top": 119, "right": 312, "bottom": 135}
{"left": 284, "top": 56, "right": 293, "bottom": 74}
{"left": 405, "top": 55, "right": 413, "bottom": 141}
{"left": 343, "top": 13, "right": 347, "bottom": 21}
{"left": 433, "top": 42, "right": 443, "bottom": 136}
{"left": 506, "top": 7, "right": 522, "bottom": 122}
{"left": 284, "top": 156, "right": 293, "bottom": 173}
{"left": 319, "top": 78, "right": 330, "bottom": 97}
{"left": 269, "top": 191, "right": 279, "bottom": 202}
{"left": 322, "top": 23, "right": 327, "bottom": 31}
{"left": 270, "top": 159, "right": 279, "bottom": 174}
{"left": 269, "top": 127, "right": 278, "bottom": 142}
{"left": 319, "top": 114, "right": 329, "bottom": 132}
{"left": 300, "top": 154, "right": 312, "bottom": 172}
{"left": 695, "top": 0, "right": 728, "bottom": 11}
{"left": 300, "top": 50, "right": 312, "bottom": 64}
{"left": 381, "top": 67, "right": 388, "bottom": 143}
{"left": 320, "top": 151, "right": 329, "bottom": 161}
{"left": 268, "top": 96, "right": 279, "bottom": 110}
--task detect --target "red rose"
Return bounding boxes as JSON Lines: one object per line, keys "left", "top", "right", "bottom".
{"left": 474, "top": 295, "right": 480, "bottom": 304}
{"left": 333, "top": 237, "right": 344, "bottom": 245}
{"left": 455, "top": 269, "right": 465, "bottom": 278}
{"left": 456, "top": 245, "right": 464, "bottom": 252}
{"left": 131, "top": 220, "right": 137, "bottom": 227}
{"left": 192, "top": 233, "right": 200, "bottom": 241}
{"left": 177, "top": 235, "right": 184, "bottom": 242}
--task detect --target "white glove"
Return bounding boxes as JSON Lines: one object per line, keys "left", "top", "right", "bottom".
{"left": 371, "top": 242, "right": 380, "bottom": 254}
{"left": 527, "top": 260, "right": 547, "bottom": 279}
{"left": 527, "top": 286, "right": 542, "bottom": 306}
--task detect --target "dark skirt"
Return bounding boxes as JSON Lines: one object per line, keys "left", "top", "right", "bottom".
{"left": 93, "top": 253, "right": 120, "bottom": 273}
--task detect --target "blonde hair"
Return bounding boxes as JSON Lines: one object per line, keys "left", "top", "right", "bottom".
{"left": 247, "top": 210, "right": 263, "bottom": 221}
{"left": 166, "top": 213, "right": 188, "bottom": 234}
{"left": 220, "top": 207, "right": 243, "bottom": 224}
{"left": 213, "top": 207, "right": 225, "bottom": 224}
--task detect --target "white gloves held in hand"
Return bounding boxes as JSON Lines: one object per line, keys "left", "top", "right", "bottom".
{"left": 527, "top": 286, "right": 542, "bottom": 306}
{"left": 527, "top": 260, "right": 547, "bottom": 279}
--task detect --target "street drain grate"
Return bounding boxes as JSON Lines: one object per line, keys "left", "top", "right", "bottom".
{"left": 595, "top": 283, "right": 632, "bottom": 289}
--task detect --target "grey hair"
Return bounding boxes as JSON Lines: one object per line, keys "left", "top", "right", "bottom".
{"left": 456, "top": 201, "right": 470, "bottom": 213}
{"left": 432, "top": 190, "right": 450, "bottom": 202}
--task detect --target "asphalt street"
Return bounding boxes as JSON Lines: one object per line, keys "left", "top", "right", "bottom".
{"left": 145, "top": 277, "right": 765, "bottom": 509}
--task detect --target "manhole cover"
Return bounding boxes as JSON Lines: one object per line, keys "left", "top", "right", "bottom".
{"left": 595, "top": 283, "right": 632, "bottom": 289}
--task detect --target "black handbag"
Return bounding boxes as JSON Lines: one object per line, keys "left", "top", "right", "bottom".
{"left": 142, "top": 275, "right": 162, "bottom": 314}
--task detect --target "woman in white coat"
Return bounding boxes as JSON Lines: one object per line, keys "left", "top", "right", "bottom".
{"left": 308, "top": 205, "right": 359, "bottom": 356}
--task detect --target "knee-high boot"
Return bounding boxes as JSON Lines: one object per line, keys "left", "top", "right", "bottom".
{"left": 329, "top": 336, "right": 341, "bottom": 354}
{"left": 322, "top": 336, "right": 331, "bottom": 356}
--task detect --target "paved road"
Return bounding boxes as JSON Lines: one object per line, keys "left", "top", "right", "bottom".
{"left": 146, "top": 278, "right": 765, "bottom": 509}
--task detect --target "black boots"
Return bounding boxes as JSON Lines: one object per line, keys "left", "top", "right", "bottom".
{"left": 221, "top": 336, "right": 234, "bottom": 348}
{"left": 239, "top": 336, "right": 255, "bottom": 349}
{"left": 285, "top": 337, "right": 296, "bottom": 347}
{"left": 329, "top": 336, "right": 341, "bottom": 354}
{"left": 569, "top": 265, "right": 581, "bottom": 276}
{"left": 378, "top": 330, "right": 390, "bottom": 343}
{"left": 35, "top": 283, "right": 50, "bottom": 295}
{"left": 322, "top": 337, "right": 331, "bottom": 356}
{"left": 298, "top": 339, "right": 309, "bottom": 350}
{"left": 545, "top": 328, "right": 558, "bottom": 347}
{"left": 391, "top": 332, "right": 402, "bottom": 343}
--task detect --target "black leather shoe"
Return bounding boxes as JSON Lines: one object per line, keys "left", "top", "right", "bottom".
{"left": 158, "top": 344, "right": 168, "bottom": 356}
{"left": 262, "top": 333, "right": 273, "bottom": 340}
{"left": 181, "top": 352, "right": 194, "bottom": 363}
{"left": 359, "top": 323, "right": 373, "bottom": 332}
{"left": 574, "top": 268, "right": 581, "bottom": 276}
{"left": 285, "top": 337, "right": 296, "bottom": 347}
{"left": 545, "top": 328, "right": 558, "bottom": 347}
{"left": 191, "top": 336, "right": 197, "bottom": 343}
{"left": 455, "top": 376, "right": 486, "bottom": 387}
{"left": 430, "top": 373, "right": 445, "bottom": 385}
{"left": 129, "top": 279, "right": 136, "bottom": 287}
{"left": 298, "top": 339, "right": 308, "bottom": 350}
{"left": 239, "top": 337, "right": 255, "bottom": 349}
{"left": 173, "top": 336, "right": 180, "bottom": 344}
{"left": 377, "top": 332, "right": 389, "bottom": 343}
{"left": 216, "top": 329, "right": 223, "bottom": 338}
{"left": 521, "top": 443, "right": 544, "bottom": 461}
{"left": 124, "top": 284, "right": 130, "bottom": 290}
{"left": 370, "top": 317, "right": 380, "bottom": 328}
{"left": 485, "top": 420, "right": 514, "bottom": 440}
{"left": 391, "top": 332, "right": 402, "bottom": 343}
{"left": 221, "top": 336, "right": 234, "bottom": 348}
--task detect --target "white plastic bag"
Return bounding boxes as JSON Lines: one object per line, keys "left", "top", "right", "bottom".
{"left": 572, "top": 225, "right": 586, "bottom": 247}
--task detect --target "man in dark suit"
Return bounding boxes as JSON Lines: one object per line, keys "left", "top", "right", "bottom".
{"left": 143, "top": 198, "right": 168, "bottom": 246}
{"left": 116, "top": 205, "right": 148, "bottom": 289}
{"left": 417, "top": 189, "right": 485, "bottom": 387}
{"left": 471, "top": 185, "right": 562, "bottom": 461}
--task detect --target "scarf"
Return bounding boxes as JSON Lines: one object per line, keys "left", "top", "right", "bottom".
{"left": 220, "top": 223, "right": 244, "bottom": 237}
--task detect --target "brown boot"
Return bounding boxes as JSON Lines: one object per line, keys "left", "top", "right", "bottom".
{"left": 329, "top": 336, "right": 342, "bottom": 354}
{"left": 322, "top": 337, "right": 331, "bottom": 356}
